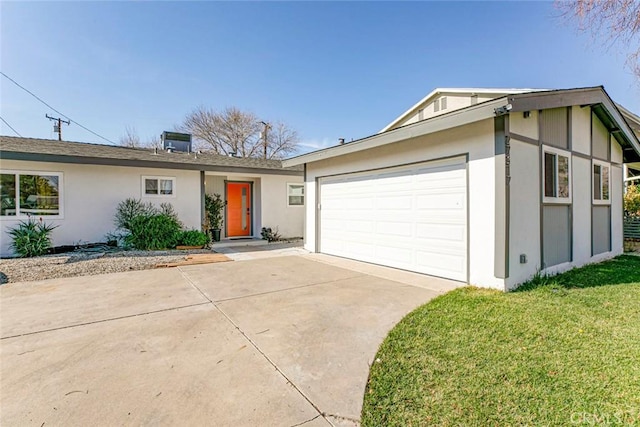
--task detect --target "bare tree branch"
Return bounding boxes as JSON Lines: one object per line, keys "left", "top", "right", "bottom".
{"left": 557, "top": 0, "right": 640, "bottom": 79}
{"left": 181, "top": 106, "right": 301, "bottom": 159}
{"left": 119, "top": 125, "right": 141, "bottom": 148}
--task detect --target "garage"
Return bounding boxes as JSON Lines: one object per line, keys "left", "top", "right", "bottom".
{"left": 318, "top": 156, "right": 468, "bottom": 282}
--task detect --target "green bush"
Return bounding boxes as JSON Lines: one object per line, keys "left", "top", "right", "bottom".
{"left": 124, "top": 213, "right": 182, "bottom": 250}
{"left": 8, "top": 217, "right": 58, "bottom": 257}
{"left": 204, "top": 193, "right": 226, "bottom": 230}
{"left": 625, "top": 184, "right": 640, "bottom": 216}
{"left": 179, "top": 229, "right": 210, "bottom": 247}
{"left": 114, "top": 198, "right": 156, "bottom": 231}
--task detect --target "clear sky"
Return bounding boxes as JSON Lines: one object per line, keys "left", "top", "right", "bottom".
{"left": 1, "top": 1, "right": 639, "bottom": 154}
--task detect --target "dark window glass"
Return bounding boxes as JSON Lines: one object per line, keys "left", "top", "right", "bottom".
{"left": 145, "top": 179, "right": 158, "bottom": 195}
{"left": 544, "top": 152, "right": 556, "bottom": 198}
{"left": 1, "top": 174, "right": 17, "bottom": 216}
{"left": 19, "top": 175, "right": 59, "bottom": 215}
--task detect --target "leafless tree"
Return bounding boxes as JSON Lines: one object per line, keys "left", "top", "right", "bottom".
{"left": 118, "top": 126, "right": 160, "bottom": 149}
{"left": 181, "top": 106, "right": 301, "bottom": 159}
{"left": 265, "top": 121, "right": 300, "bottom": 160}
{"left": 119, "top": 125, "right": 141, "bottom": 148}
{"left": 557, "top": 0, "right": 640, "bottom": 78}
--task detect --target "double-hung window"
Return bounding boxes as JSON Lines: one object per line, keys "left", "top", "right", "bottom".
{"left": 287, "top": 183, "right": 304, "bottom": 206}
{"left": 592, "top": 160, "right": 610, "bottom": 204}
{"left": 542, "top": 146, "right": 571, "bottom": 203}
{"left": 0, "top": 171, "right": 63, "bottom": 217}
{"left": 142, "top": 176, "right": 175, "bottom": 197}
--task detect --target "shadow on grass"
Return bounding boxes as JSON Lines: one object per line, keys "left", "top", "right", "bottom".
{"left": 514, "top": 255, "right": 640, "bottom": 292}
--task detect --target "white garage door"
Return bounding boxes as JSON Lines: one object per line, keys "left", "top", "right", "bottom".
{"left": 318, "top": 157, "right": 467, "bottom": 282}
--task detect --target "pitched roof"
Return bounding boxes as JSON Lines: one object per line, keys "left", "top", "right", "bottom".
{"left": 284, "top": 86, "right": 640, "bottom": 167}
{"left": 380, "top": 87, "right": 547, "bottom": 132}
{"left": 0, "top": 135, "right": 303, "bottom": 175}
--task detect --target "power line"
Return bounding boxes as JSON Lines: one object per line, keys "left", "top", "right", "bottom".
{"left": 0, "top": 116, "right": 22, "bottom": 137}
{"left": 0, "top": 71, "right": 116, "bottom": 145}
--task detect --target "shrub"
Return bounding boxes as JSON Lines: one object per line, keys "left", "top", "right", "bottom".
{"left": 179, "top": 229, "right": 210, "bottom": 247}
{"left": 204, "top": 193, "right": 226, "bottom": 230}
{"left": 261, "top": 227, "right": 281, "bottom": 242}
{"left": 124, "top": 213, "right": 182, "bottom": 250}
{"left": 625, "top": 184, "right": 640, "bottom": 216}
{"left": 114, "top": 198, "right": 156, "bottom": 231}
{"left": 159, "top": 202, "right": 183, "bottom": 228}
{"left": 8, "top": 217, "right": 58, "bottom": 257}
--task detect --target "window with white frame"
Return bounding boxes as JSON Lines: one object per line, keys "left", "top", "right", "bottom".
{"left": 142, "top": 176, "right": 175, "bottom": 197}
{"left": 542, "top": 146, "right": 571, "bottom": 203}
{"left": 1, "top": 171, "right": 62, "bottom": 217}
{"left": 592, "top": 160, "right": 610, "bottom": 204}
{"left": 287, "top": 183, "right": 304, "bottom": 206}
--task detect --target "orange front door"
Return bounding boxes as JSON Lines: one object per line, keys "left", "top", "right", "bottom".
{"left": 226, "top": 182, "right": 252, "bottom": 237}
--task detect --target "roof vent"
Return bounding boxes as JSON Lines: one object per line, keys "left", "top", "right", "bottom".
{"left": 161, "top": 131, "right": 192, "bottom": 153}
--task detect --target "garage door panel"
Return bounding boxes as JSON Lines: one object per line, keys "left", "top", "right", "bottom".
{"left": 376, "top": 222, "right": 413, "bottom": 236}
{"left": 416, "top": 223, "right": 465, "bottom": 241}
{"left": 319, "top": 157, "right": 467, "bottom": 282}
{"left": 415, "top": 193, "right": 465, "bottom": 210}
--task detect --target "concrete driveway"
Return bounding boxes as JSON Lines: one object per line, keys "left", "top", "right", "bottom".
{"left": 0, "top": 253, "right": 460, "bottom": 426}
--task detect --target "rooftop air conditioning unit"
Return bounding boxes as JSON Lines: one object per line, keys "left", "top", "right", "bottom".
{"left": 161, "top": 131, "right": 192, "bottom": 153}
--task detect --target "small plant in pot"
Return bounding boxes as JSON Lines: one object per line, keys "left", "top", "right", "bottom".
{"left": 205, "top": 193, "right": 227, "bottom": 242}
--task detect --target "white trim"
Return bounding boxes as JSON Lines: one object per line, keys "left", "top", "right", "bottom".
{"left": 0, "top": 169, "right": 64, "bottom": 219}
{"left": 141, "top": 175, "right": 176, "bottom": 198}
{"left": 542, "top": 145, "right": 572, "bottom": 204}
{"left": 287, "top": 182, "right": 304, "bottom": 207}
{"left": 592, "top": 159, "right": 611, "bottom": 205}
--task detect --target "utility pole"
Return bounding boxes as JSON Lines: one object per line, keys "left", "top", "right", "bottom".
{"left": 260, "top": 121, "right": 270, "bottom": 159}
{"left": 46, "top": 114, "right": 70, "bottom": 141}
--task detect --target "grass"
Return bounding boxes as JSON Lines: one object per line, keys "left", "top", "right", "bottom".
{"left": 361, "top": 255, "right": 640, "bottom": 426}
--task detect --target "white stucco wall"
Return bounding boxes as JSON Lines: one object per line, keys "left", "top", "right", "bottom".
{"left": 305, "top": 118, "right": 504, "bottom": 289}
{"left": 261, "top": 174, "right": 304, "bottom": 238}
{"left": 0, "top": 160, "right": 201, "bottom": 257}
{"left": 204, "top": 172, "right": 303, "bottom": 240}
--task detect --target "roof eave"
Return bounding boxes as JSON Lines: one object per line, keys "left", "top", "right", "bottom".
{"left": 284, "top": 97, "right": 508, "bottom": 167}
{"left": 1, "top": 151, "right": 304, "bottom": 176}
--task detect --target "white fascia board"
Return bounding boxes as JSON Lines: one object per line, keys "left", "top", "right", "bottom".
{"left": 284, "top": 97, "right": 508, "bottom": 167}
{"left": 379, "top": 87, "right": 546, "bottom": 133}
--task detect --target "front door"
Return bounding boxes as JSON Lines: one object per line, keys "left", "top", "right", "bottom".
{"left": 226, "top": 182, "right": 252, "bottom": 237}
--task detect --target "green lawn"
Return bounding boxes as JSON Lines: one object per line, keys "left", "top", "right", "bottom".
{"left": 362, "top": 255, "right": 640, "bottom": 426}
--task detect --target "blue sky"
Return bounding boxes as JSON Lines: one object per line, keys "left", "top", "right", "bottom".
{"left": 1, "top": 1, "right": 639, "bottom": 154}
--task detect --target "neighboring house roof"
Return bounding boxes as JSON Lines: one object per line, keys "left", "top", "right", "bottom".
{"left": 0, "top": 136, "right": 303, "bottom": 175}
{"left": 284, "top": 86, "right": 640, "bottom": 167}
{"left": 618, "top": 103, "right": 640, "bottom": 136}
{"left": 380, "top": 87, "right": 547, "bottom": 132}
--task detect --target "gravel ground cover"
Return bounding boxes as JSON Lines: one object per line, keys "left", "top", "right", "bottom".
{"left": 0, "top": 248, "right": 213, "bottom": 284}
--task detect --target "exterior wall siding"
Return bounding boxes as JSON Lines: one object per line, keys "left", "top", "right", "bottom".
{"left": 572, "top": 107, "right": 591, "bottom": 155}
{"left": 506, "top": 106, "right": 625, "bottom": 289}
{"left": 510, "top": 110, "right": 539, "bottom": 140}
{"left": 0, "top": 160, "right": 202, "bottom": 256}
{"left": 506, "top": 140, "right": 541, "bottom": 288}
{"left": 305, "top": 118, "right": 503, "bottom": 289}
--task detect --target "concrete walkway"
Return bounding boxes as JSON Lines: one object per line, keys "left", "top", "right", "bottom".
{"left": 0, "top": 254, "right": 461, "bottom": 426}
